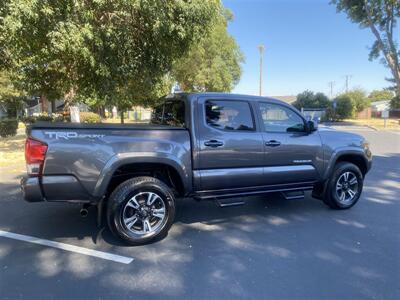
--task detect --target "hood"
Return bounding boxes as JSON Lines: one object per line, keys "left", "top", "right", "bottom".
{"left": 318, "top": 127, "right": 365, "bottom": 149}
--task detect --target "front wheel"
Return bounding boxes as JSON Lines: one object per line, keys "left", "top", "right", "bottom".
{"left": 323, "top": 162, "right": 363, "bottom": 209}
{"left": 107, "top": 176, "right": 175, "bottom": 245}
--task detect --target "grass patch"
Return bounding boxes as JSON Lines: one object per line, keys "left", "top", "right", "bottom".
{"left": 344, "top": 118, "right": 400, "bottom": 130}
{"left": 0, "top": 128, "right": 26, "bottom": 168}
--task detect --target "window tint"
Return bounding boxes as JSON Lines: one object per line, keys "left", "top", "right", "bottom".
{"left": 151, "top": 100, "right": 185, "bottom": 127}
{"left": 259, "top": 103, "right": 305, "bottom": 132}
{"left": 205, "top": 100, "right": 254, "bottom": 131}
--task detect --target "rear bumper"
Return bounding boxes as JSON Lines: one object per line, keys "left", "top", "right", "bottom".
{"left": 21, "top": 175, "right": 94, "bottom": 203}
{"left": 20, "top": 177, "right": 44, "bottom": 202}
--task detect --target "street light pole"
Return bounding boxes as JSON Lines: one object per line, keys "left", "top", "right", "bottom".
{"left": 258, "top": 45, "right": 265, "bottom": 96}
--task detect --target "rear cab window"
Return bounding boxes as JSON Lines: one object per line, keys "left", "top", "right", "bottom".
{"left": 150, "top": 99, "right": 185, "bottom": 127}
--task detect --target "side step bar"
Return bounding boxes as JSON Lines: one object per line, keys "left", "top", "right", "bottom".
{"left": 281, "top": 190, "right": 305, "bottom": 200}
{"left": 215, "top": 198, "right": 245, "bottom": 207}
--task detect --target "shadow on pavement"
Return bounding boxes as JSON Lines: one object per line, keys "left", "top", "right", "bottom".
{"left": 0, "top": 153, "right": 399, "bottom": 299}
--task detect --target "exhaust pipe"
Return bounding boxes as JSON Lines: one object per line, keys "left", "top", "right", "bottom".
{"left": 80, "top": 204, "right": 90, "bottom": 217}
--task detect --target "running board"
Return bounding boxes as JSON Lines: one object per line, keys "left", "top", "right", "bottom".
{"left": 193, "top": 184, "right": 314, "bottom": 201}
{"left": 215, "top": 198, "right": 245, "bottom": 207}
{"left": 281, "top": 190, "right": 305, "bottom": 200}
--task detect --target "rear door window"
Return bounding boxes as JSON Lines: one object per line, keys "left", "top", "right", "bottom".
{"left": 205, "top": 100, "right": 255, "bottom": 131}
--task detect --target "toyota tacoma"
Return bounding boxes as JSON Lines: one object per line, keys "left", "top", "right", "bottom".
{"left": 21, "top": 93, "right": 372, "bottom": 245}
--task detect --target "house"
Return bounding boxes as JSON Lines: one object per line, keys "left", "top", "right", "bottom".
{"left": 371, "top": 100, "right": 390, "bottom": 113}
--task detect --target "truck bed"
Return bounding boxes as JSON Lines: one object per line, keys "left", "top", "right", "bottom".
{"left": 26, "top": 122, "right": 192, "bottom": 202}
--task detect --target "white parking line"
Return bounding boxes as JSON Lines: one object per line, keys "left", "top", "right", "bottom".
{"left": 0, "top": 230, "right": 133, "bottom": 264}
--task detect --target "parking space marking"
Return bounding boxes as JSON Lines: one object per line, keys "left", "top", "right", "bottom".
{"left": 0, "top": 230, "right": 133, "bottom": 264}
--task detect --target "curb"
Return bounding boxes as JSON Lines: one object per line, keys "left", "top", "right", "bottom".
{"left": 365, "top": 125, "right": 378, "bottom": 131}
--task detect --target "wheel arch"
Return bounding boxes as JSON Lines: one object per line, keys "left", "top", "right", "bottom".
{"left": 93, "top": 154, "right": 192, "bottom": 199}
{"left": 324, "top": 149, "right": 369, "bottom": 180}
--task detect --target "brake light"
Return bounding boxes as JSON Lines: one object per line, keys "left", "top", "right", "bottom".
{"left": 25, "top": 137, "right": 48, "bottom": 175}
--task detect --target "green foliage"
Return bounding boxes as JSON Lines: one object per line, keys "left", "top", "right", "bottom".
{"left": 79, "top": 112, "right": 101, "bottom": 124}
{"left": 324, "top": 105, "right": 336, "bottom": 121}
{"left": 368, "top": 89, "right": 394, "bottom": 101}
{"left": 0, "top": 118, "right": 18, "bottom": 137}
{"left": 391, "top": 95, "right": 400, "bottom": 109}
{"left": 335, "top": 95, "right": 354, "bottom": 119}
{"left": 172, "top": 9, "right": 243, "bottom": 92}
{"left": 21, "top": 113, "right": 64, "bottom": 124}
{"left": 293, "top": 90, "right": 331, "bottom": 110}
{"left": 20, "top": 116, "right": 36, "bottom": 125}
{"left": 331, "top": 0, "right": 400, "bottom": 96}
{"left": 0, "top": 71, "right": 24, "bottom": 117}
{"left": 0, "top": 0, "right": 221, "bottom": 115}
{"left": 343, "top": 89, "right": 369, "bottom": 112}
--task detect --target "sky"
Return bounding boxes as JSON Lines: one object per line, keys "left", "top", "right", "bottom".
{"left": 223, "top": 0, "right": 393, "bottom": 97}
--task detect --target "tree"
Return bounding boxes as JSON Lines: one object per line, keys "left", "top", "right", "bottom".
{"left": 0, "top": 71, "right": 23, "bottom": 118}
{"left": 368, "top": 89, "right": 394, "bottom": 101}
{"left": 335, "top": 94, "right": 354, "bottom": 119}
{"left": 331, "top": 0, "right": 400, "bottom": 96}
{"left": 293, "top": 90, "right": 331, "bottom": 110}
{"left": 172, "top": 9, "right": 243, "bottom": 92}
{"left": 391, "top": 95, "right": 400, "bottom": 109}
{"left": 343, "top": 88, "right": 369, "bottom": 112}
{"left": 0, "top": 0, "right": 221, "bottom": 119}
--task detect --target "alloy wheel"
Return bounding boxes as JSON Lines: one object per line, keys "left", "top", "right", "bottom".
{"left": 122, "top": 191, "right": 167, "bottom": 235}
{"left": 335, "top": 171, "right": 359, "bottom": 204}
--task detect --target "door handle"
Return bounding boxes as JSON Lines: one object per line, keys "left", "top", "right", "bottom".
{"left": 265, "top": 140, "right": 281, "bottom": 147}
{"left": 204, "top": 140, "right": 224, "bottom": 147}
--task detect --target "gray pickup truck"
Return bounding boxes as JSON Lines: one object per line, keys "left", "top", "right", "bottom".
{"left": 21, "top": 93, "right": 372, "bottom": 245}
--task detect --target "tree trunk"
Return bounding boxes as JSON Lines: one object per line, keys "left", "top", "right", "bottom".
{"left": 99, "top": 106, "right": 106, "bottom": 118}
{"left": 51, "top": 100, "right": 56, "bottom": 114}
{"left": 120, "top": 110, "right": 125, "bottom": 124}
{"left": 364, "top": 1, "right": 400, "bottom": 96}
{"left": 63, "top": 87, "right": 76, "bottom": 117}
{"left": 40, "top": 94, "right": 49, "bottom": 114}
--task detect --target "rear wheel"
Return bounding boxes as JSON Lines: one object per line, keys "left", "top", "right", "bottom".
{"left": 107, "top": 176, "right": 175, "bottom": 245}
{"left": 323, "top": 162, "right": 363, "bottom": 209}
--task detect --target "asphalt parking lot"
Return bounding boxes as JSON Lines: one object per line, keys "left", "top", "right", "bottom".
{"left": 0, "top": 126, "right": 399, "bottom": 300}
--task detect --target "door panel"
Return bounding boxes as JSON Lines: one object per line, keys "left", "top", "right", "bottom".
{"left": 257, "top": 102, "right": 323, "bottom": 184}
{"left": 195, "top": 98, "right": 265, "bottom": 190}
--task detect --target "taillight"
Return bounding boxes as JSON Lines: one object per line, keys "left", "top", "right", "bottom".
{"left": 25, "top": 137, "right": 48, "bottom": 175}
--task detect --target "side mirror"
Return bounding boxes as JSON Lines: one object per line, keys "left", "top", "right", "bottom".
{"left": 307, "top": 120, "right": 318, "bottom": 133}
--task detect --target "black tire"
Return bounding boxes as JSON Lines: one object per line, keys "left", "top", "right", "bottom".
{"left": 107, "top": 176, "right": 175, "bottom": 245}
{"left": 323, "top": 162, "right": 363, "bottom": 209}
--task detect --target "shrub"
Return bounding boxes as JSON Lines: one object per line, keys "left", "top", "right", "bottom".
{"left": 80, "top": 112, "right": 101, "bottom": 123}
{"left": 20, "top": 116, "right": 36, "bottom": 125}
{"left": 293, "top": 90, "right": 330, "bottom": 110}
{"left": 35, "top": 113, "right": 54, "bottom": 122}
{"left": 335, "top": 95, "right": 354, "bottom": 119}
{"left": 343, "top": 89, "right": 369, "bottom": 113}
{"left": 21, "top": 113, "right": 64, "bottom": 124}
{"left": 0, "top": 118, "right": 18, "bottom": 137}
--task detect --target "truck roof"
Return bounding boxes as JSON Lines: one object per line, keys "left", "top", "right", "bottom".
{"left": 167, "top": 92, "right": 293, "bottom": 107}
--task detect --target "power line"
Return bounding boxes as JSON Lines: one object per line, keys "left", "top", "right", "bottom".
{"left": 257, "top": 45, "right": 265, "bottom": 96}
{"left": 328, "top": 81, "right": 335, "bottom": 98}
{"left": 344, "top": 75, "right": 352, "bottom": 93}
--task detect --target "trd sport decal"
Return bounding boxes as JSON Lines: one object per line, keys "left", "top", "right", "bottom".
{"left": 44, "top": 131, "right": 105, "bottom": 140}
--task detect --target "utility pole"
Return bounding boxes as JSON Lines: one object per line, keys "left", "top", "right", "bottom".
{"left": 344, "top": 75, "right": 352, "bottom": 93}
{"left": 257, "top": 45, "right": 265, "bottom": 96}
{"left": 328, "top": 81, "right": 335, "bottom": 98}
